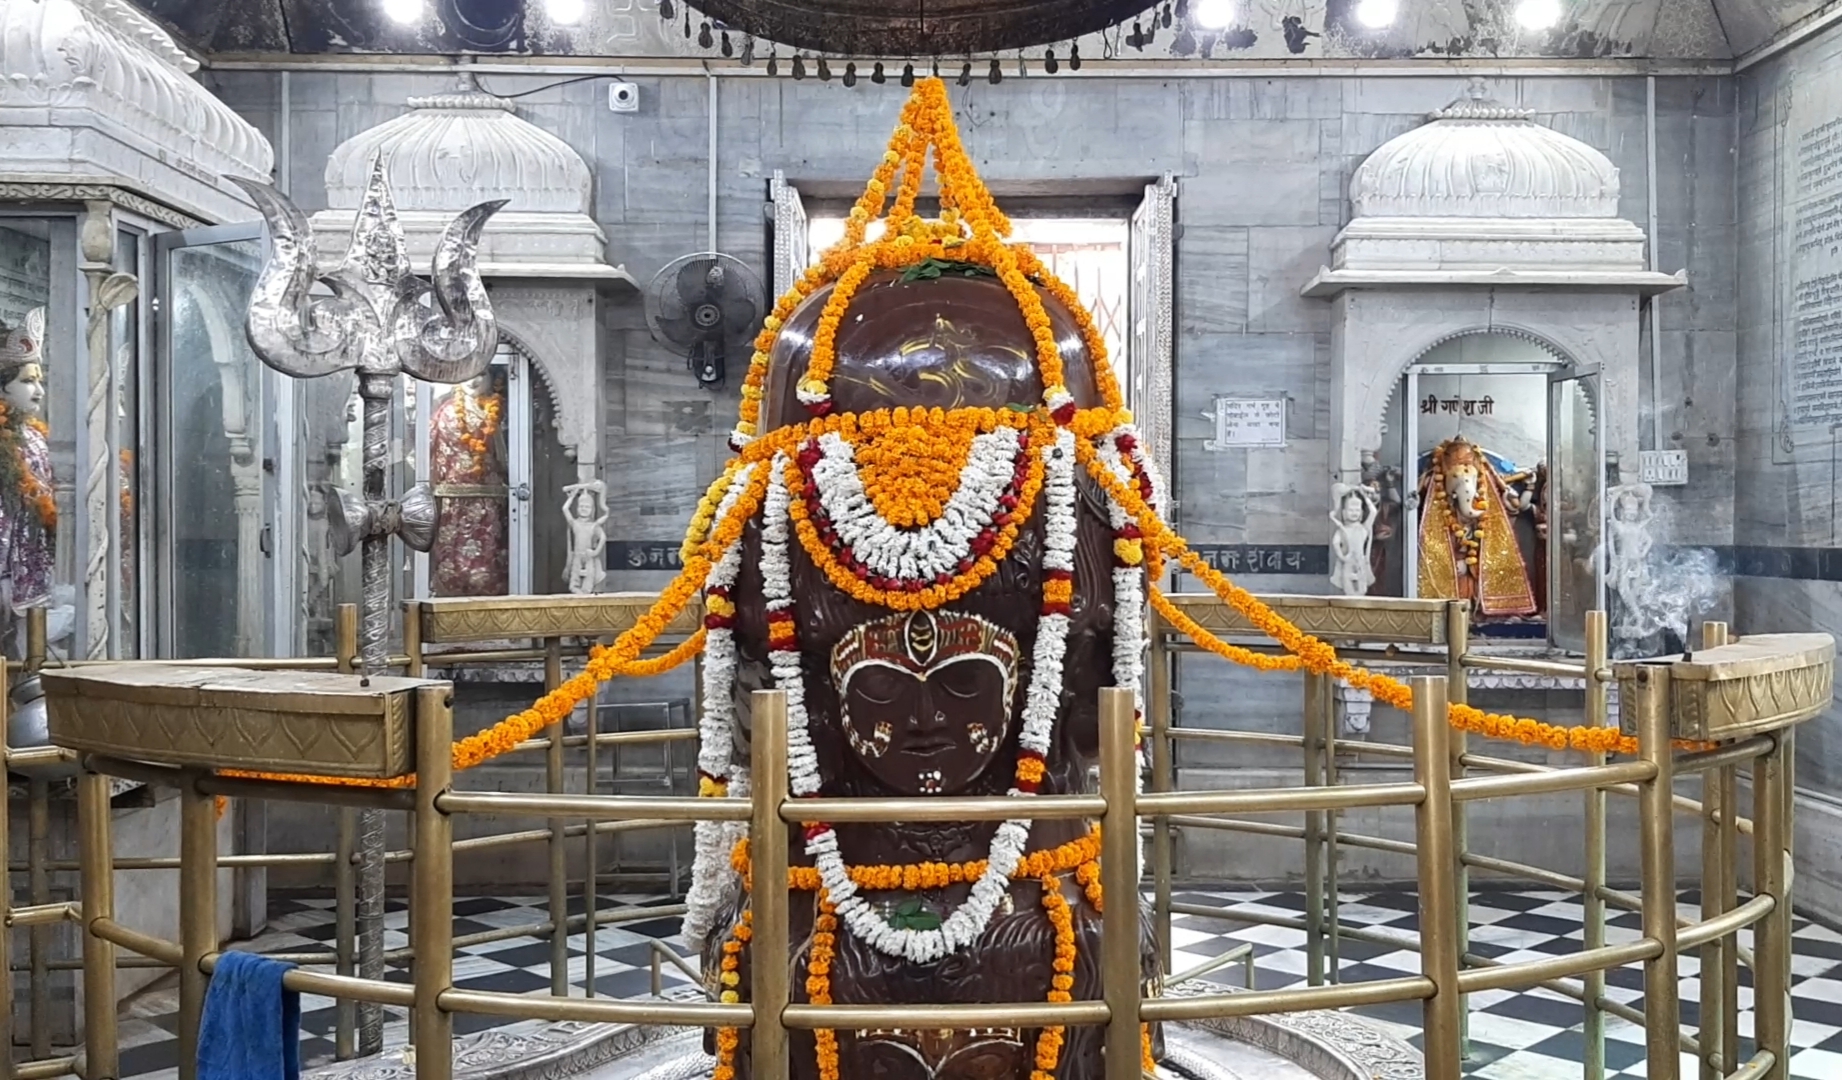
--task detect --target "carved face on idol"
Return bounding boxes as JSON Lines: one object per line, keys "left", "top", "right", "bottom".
{"left": 1337, "top": 492, "right": 1367, "bottom": 525}
{"left": 1445, "top": 464, "right": 1482, "bottom": 523}
{"left": 2, "top": 364, "right": 45, "bottom": 418}
{"left": 830, "top": 610, "right": 1020, "bottom": 796}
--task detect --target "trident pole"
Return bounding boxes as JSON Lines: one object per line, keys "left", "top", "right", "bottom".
{"left": 230, "top": 159, "right": 504, "bottom": 1056}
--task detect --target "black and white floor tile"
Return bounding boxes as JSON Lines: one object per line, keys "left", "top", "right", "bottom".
{"left": 1166, "top": 889, "right": 1842, "bottom": 1080}
{"left": 111, "top": 889, "right": 1842, "bottom": 1079}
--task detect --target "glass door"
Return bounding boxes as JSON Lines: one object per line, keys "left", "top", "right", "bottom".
{"left": 153, "top": 224, "right": 279, "bottom": 659}
{"left": 1547, "top": 368, "right": 1604, "bottom": 654}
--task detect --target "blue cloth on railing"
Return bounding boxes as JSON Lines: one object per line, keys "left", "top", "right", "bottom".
{"left": 197, "top": 950, "right": 301, "bottom": 1080}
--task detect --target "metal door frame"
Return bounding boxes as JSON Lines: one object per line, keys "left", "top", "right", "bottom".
{"left": 1400, "top": 360, "right": 1567, "bottom": 603}
{"left": 1549, "top": 363, "right": 1608, "bottom": 645}
{"left": 151, "top": 221, "right": 271, "bottom": 658}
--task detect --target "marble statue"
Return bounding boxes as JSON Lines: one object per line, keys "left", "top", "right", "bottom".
{"left": 0, "top": 309, "right": 56, "bottom": 629}
{"left": 1604, "top": 482, "right": 1655, "bottom": 621}
{"left": 1328, "top": 482, "right": 1378, "bottom": 597}
{"left": 428, "top": 371, "right": 509, "bottom": 597}
{"left": 1416, "top": 438, "right": 1539, "bottom": 619}
{"left": 563, "top": 479, "right": 608, "bottom": 595}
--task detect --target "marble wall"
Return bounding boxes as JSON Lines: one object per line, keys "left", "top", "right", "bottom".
{"left": 210, "top": 67, "right": 1743, "bottom": 886}
{"left": 1736, "top": 19, "right": 1842, "bottom": 921}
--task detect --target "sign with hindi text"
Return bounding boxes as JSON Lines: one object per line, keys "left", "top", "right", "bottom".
{"left": 1206, "top": 397, "right": 1287, "bottom": 450}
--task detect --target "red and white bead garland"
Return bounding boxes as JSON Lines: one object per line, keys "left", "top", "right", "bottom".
{"left": 797, "top": 427, "right": 1031, "bottom": 588}
{"left": 685, "top": 463, "right": 758, "bottom": 946}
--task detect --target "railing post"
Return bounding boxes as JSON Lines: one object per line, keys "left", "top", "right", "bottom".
{"left": 1697, "top": 619, "right": 1728, "bottom": 1080}
{"left": 1753, "top": 734, "right": 1791, "bottom": 1079}
{"left": 544, "top": 636, "right": 569, "bottom": 996}
{"left": 77, "top": 764, "right": 117, "bottom": 1080}
{"left": 1635, "top": 666, "right": 1680, "bottom": 1080}
{"left": 1149, "top": 613, "right": 1174, "bottom": 970}
{"left": 749, "top": 690, "right": 790, "bottom": 1080}
{"left": 178, "top": 771, "right": 219, "bottom": 1080}
{"left": 1583, "top": 610, "right": 1609, "bottom": 1080}
{"left": 336, "top": 603, "right": 359, "bottom": 675}
{"left": 23, "top": 609, "right": 46, "bottom": 1061}
{"left": 1411, "top": 674, "right": 1461, "bottom": 1080}
{"left": 1301, "top": 670, "right": 1330, "bottom": 987}
{"left": 27, "top": 776, "right": 49, "bottom": 1060}
{"left": 412, "top": 684, "right": 456, "bottom": 1080}
{"left": 1100, "top": 687, "right": 1142, "bottom": 1080}
{"left": 1444, "top": 601, "right": 1470, "bottom": 1060}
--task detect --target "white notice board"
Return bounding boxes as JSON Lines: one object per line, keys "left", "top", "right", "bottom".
{"left": 1205, "top": 397, "right": 1287, "bottom": 450}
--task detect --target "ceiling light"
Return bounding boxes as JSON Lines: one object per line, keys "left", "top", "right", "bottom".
{"left": 1355, "top": 0, "right": 1396, "bottom": 28}
{"left": 1192, "top": 0, "right": 1235, "bottom": 30}
{"left": 381, "top": 0, "right": 423, "bottom": 25}
{"left": 546, "top": 0, "right": 585, "bottom": 25}
{"left": 1516, "top": 0, "right": 1563, "bottom": 30}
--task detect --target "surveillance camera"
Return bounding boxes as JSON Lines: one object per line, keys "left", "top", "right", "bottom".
{"left": 608, "top": 81, "right": 640, "bottom": 113}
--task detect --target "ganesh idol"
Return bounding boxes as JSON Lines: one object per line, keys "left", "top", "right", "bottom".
{"left": 1416, "top": 437, "right": 1541, "bottom": 620}
{"left": 0, "top": 309, "right": 56, "bottom": 636}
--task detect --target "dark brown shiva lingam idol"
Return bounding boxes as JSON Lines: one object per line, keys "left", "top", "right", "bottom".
{"left": 693, "top": 268, "right": 1164, "bottom": 1080}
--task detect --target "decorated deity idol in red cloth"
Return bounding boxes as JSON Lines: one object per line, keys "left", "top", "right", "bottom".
{"left": 427, "top": 369, "right": 509, "bottom": 597}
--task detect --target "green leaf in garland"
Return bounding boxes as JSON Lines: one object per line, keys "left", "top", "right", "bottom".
{"left": 900, "top": 258, "right": 996, "bottom": 284}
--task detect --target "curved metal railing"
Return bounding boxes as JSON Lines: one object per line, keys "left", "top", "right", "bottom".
{"left": 4, "top": 595, "right": 1824, "bottom": 1080}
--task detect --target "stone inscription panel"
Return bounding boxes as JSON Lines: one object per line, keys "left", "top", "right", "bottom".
{"left": 1788, "top": 77, "right": 1842, "bottom": 428}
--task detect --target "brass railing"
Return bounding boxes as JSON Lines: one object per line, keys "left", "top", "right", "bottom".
{"left": 2, "top": 593, "right": 1827, "bottom": 1080}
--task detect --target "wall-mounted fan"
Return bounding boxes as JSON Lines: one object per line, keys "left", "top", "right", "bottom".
{"left": 644, "top": 252, "right": 765, "bottom": 391}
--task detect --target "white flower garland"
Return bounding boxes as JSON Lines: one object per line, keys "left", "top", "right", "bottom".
{"left": 685, "top": 465, "right": 755, "bottom": 946}
{"left": 805, "top": 427, "right": 1025, "bottom": 582}
{"left": 1096, "top": 426, "right": 1152, "bottom": 877}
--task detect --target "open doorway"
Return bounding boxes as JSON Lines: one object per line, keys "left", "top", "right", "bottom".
{"left": 773, "top": 174, "right": 1177, "bottom": 499}
{"left": 807, "top": 215, "right": 1131, "bottom": 386}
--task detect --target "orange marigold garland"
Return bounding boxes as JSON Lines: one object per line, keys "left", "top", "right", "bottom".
{"left": 1074, "top": 436, "right": 1686, "bottom": 756}
{"left": 713, "top": 907, "right": 754, "bottom": 1080}
{"left": 809, "top": 894, "right": 841, "bottom": 1080}
{"left": 223, "top": 463, "right": 769, "bottom": 789}
{"left": 456, "top": 392, "right": 502, "bottom": 475}
{"left": 1030, "top": 871, "right": 1077, "bottom": 1080}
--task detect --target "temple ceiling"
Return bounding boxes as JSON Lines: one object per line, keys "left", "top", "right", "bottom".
{"left": 128, "top": 0, "right": 1831, "bottom": 61}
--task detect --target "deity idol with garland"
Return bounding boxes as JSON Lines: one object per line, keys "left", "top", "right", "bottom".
{"left": 685, "top": 79, "right": 1163, "bottom": 1080}
{"left": 1416, "top": 438, "right": 1540, "bottom": 619}
{"left": 0, "top": 309, "right": 56, "bottom": 626}
{"left": 428, "top": 370, "right": 509, "bottom": 597}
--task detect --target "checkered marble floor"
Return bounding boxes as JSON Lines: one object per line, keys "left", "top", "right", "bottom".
{"left": 1166, "top": 888, "right": 1842, "bottom": 1080}
{"left": 110, "top": 888, "right": 1842, "bottom": 1079}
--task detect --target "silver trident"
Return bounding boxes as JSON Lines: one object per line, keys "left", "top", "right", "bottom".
{"left": 230, "top": 157, "right": 505, "bottom": 1055}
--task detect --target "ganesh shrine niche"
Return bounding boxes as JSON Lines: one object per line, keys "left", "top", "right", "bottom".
{"left": 307, "top": 75, "right": 635, "bottom": 603}
{"left": 1308, "top": 80, "right": 1684, "bottom": 651}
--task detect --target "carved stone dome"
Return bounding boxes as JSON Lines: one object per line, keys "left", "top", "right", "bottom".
{"left": 0, "top": 0, "right": 273, "bottom": 223}
{"left": 324, "top": 76, "right": 592, "bottom": 216}
{"left": 1349, "top": 80, "right": 1621, "bottom": 220}
{"left": 312, "top": 74, "right": 629, "bottom": 283}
